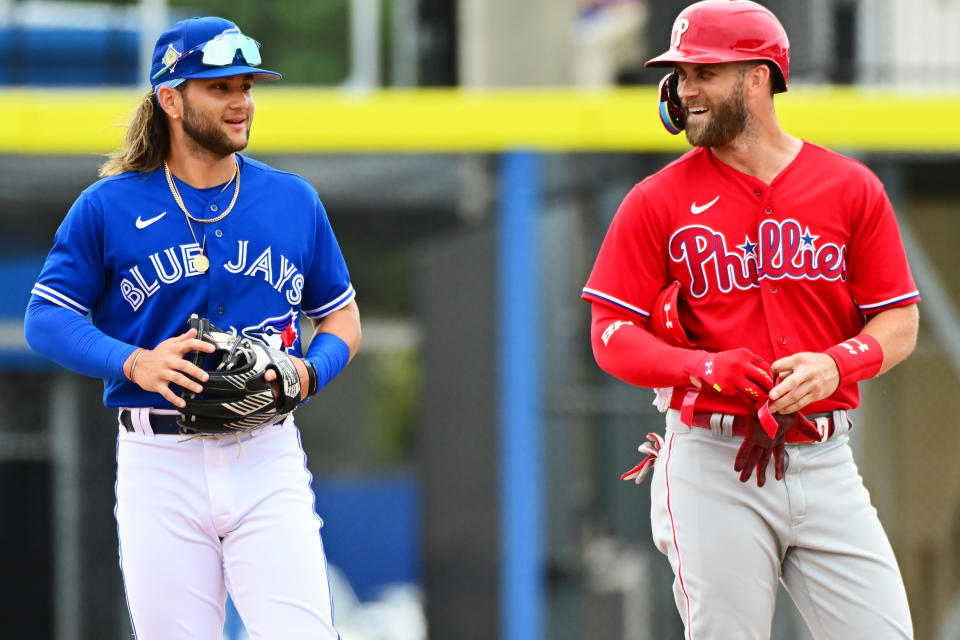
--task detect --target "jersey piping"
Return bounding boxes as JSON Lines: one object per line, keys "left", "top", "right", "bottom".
{"left": 303, "top": 284, "right": 355, "bottom": 319}
{"left": 664, "top": 433, "right": 694, "bottom": 640}
{"left": 31, "top": 283, "right": 90, "bottom": 315}
{"left": 581, "top": 287, "right": 650, "bottom": 318}
{"left": 859, "top": 291, "right": 920, "bottom": 312}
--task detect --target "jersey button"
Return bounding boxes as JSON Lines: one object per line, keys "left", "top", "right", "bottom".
{"left": 764, "top": 207, "right": 773, "bottom": 215}
{"left": 215, "top": 229, "right": 223, "bottom": 238}
{"left": 754, "top": 189, "right": 762, "bottom": 197}
{"left": 770, "top": 286, "right": 778, "bottom": 293}
{"left": 217, "top": 305, "right": 225, "bottom": 315}
{"left": 779, "top": 336, "right": 787, "bottom": 345}
{"left": 210, "top": 204, "right": 219, "bottom": 213}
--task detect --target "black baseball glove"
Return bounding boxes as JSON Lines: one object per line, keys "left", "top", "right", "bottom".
{"left": 177, "top": 314, "right": 301, "bottom": 435}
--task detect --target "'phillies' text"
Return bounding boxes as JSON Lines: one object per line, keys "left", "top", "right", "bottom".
{"left": 669, "top": 219, "right": 847, "bottom": 298}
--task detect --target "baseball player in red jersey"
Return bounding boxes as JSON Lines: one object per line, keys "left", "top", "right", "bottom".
{"left": 582, "top": 1, "right": 919, "bottom": 637}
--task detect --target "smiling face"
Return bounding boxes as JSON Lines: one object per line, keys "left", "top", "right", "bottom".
{"left": 179, "top": 75, "right": 255, "bottom": 158}
{"left": 674, "top": 62, "right": 753, "bottom": 148}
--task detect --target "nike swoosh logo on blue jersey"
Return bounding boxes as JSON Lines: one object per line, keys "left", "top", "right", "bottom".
{"left": 135, "top": 211, "right": 167, "bottom": 229}
{"left": 690, "top": 196, "right": 720, "bottom": 214}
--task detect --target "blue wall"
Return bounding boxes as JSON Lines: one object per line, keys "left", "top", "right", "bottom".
{"left": 313, "top": 474, "right": 421, "bottom": 601}
{"left": 0, "top": 253, "right": 51, "bottom": 369}
{"left": 0, "top": 28, "right": 138, "bottom": 85}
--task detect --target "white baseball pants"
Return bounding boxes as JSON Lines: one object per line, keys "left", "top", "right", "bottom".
{"left": 115, "top": 417, "right": 338, "bottom": 640}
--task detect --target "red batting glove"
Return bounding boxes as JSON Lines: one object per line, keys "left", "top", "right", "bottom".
{"left": 734, "top": 401, "right": 823, "bottom": 486}
{"left": 682, "top": 348, "right": 775, "bottom": 405}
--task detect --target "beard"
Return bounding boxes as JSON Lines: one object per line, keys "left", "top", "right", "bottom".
{"left": 181, "top": 97, "right": 250, "bottom": 158}
{"left": 684, "top": 77, "right": 749, "bottom": 148}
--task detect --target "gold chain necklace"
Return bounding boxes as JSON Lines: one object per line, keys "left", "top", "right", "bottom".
{"left": 163, "top": 160, "right": 240, "bottom": 273}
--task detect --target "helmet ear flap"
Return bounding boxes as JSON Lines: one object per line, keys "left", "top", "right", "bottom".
{"left": 658, "top": 73, "right": 684, "bottom": 134}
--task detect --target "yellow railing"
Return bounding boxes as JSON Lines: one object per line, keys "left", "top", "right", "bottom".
{"left": 2, "top": 86, "right": 959, "bottom": 153}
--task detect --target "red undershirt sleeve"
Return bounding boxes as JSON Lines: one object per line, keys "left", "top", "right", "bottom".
{"left": 590, "top": 302, "right": 698, "bottom": 389}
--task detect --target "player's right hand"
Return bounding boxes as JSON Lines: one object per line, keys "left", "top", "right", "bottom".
{"left": 682, "top": 347, "right": 775, "bottom": 404}
{"left": 768, "top": 351, "right": 842, "bottom": 414}
{"left": 265, "top": 356, "right": 311, "bottom": 401}
{"left": 125, "top": 329, "right": 216, "bottom": 408}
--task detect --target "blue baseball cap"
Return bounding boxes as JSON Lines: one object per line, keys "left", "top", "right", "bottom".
{"left": 150, "top": 16, "right": 281, "bottom": 89}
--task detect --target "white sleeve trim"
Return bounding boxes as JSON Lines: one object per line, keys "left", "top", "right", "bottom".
{"left": 303, "top": 284, "right": 355, "bottom": 319}
{"left": 31, "top": 283, "right": 89, "bottom": 315}
{"left": 858, "top": 291, "right": 920, "bottom": 311}
{"left": 582, "top": 287, "right": 650, "bottom": 318}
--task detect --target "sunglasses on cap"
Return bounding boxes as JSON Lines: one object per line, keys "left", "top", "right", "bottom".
{"left": 151, "top": 28, "right": 262, "bottom": 81}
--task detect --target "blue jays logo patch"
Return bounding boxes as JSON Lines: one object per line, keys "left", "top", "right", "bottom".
{"left": 162, "top": 44, "right": 180, "bottom": 68}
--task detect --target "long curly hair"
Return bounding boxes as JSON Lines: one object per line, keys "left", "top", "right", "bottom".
{"left": 99, "top": 90, "right": 174, "bottom": 176}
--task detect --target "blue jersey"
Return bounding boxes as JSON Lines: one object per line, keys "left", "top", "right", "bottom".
{"left": 30, "top": 154, "right": 354, "bottom": 408}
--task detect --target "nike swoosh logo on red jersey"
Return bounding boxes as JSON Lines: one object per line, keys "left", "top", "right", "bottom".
{"left": 136, "top": 211, "right": 167, "bottom": 229}
{"left": 690, "top": 196, "right": 720, "bottom": 214}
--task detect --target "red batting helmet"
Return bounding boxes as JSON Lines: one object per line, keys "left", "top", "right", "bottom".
{"left": 645, "top": 0, "right": 790, "bottom": 93}
{"left": 648, "top": 281, "right": 695, "bottom": 348}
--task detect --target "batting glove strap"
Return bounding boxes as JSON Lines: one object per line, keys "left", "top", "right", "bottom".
{"left": 824, "top": 334, "right": 883, "bottom": 387}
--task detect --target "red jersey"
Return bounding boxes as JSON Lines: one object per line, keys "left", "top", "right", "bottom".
{"left": 582, "top": 142, "right": 920, "bottom": 414}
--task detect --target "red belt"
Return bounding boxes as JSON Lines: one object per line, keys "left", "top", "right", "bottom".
{"left": 687, "top": 411, "right": 836, "bottom": 444}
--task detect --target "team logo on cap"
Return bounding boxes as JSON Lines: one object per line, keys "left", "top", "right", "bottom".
{"left": 162, "top": 44, "right": 180, "bottom": 68}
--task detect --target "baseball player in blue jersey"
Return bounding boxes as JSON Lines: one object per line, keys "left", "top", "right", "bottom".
{"left": 24, "top": 16, "right": 360, "bottom": 639}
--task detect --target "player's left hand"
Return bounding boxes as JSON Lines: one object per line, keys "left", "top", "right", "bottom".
{"left": 767, "top": 352, "right": 840, "bottom": 414}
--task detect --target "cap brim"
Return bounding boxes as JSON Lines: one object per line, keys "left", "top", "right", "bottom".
{"left": 645, "top": 56, "right": 677, "bottom": 68}
{"left": 645, "top": 48, "right": 756, "bottom": 68}
{"left": 184, "top": 65, "right": 282, "bottom": 81}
